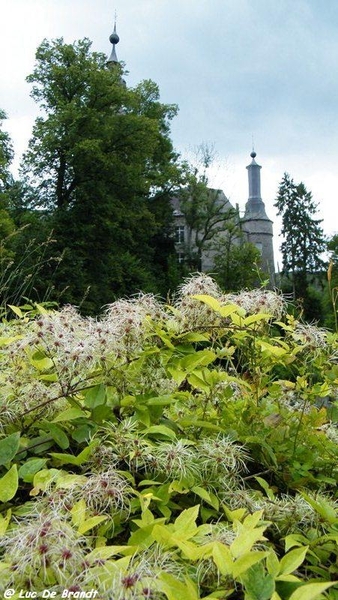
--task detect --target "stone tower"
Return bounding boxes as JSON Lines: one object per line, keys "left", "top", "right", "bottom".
{"left": 241, "top": 151, "right": 275, "bottom": 285}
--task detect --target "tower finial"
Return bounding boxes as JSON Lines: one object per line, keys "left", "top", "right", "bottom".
{"left": 251, "top": 135, "right": 256, "bottom": 159}
{"left": 107, "top": 11, "right": 120, "bottom": 65}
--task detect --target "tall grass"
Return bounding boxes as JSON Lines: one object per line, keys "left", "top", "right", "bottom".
{"left": 0, "top": 228, "right": 62, "bottom": 318}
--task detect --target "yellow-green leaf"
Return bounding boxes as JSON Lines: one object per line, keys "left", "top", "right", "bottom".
{"left": 187, "top": 372, "right": 210, "bottom": 392}
{"left": 8, "top": 304, "right": 23, "bottom": 318}
{"left": 230, "top": 312, "right": 244, "bottom": 326}
{"left": 71, "top": 499, "right": 86, "bottom": 527}
{"left": 145, "top": 425, "right": 176, "bottom": 439}
{"left": 192, "top": 486, "right": 219, "bottom": 510}
{"left": 219, "top": 304, "right": 242, "bottom": 318}
{"left": 254, "top": 476, "right": 275, "bottom": 500}
{"left": 192, "top": 295, "right": 221, "bottom": 312}
{"left": 244, "top": 510, "right": 265, "bottom": 529}
{"left": 178, "top": 418, "right": 224, "bottom": 432}
{"left": 50, "top": 445, "right": 93, "bottom": 466}
{"left": 231, "top": 525, "right": 267, "bottom": 558}
{"left": 302, "top": 492, "right": 338, "bottom": 525}
{"left": 0, "top": 335, "right": 22, "bottom": 347}
{"left": 232, "top": 551, "right": 268, "bottom": 578}
{"left": 159, "top": 572, "right": 199, "bottom": 600}
{"left": 88, "top": 546, "right": 133, "bottom": 560}
{"left": 78, "top": 515, "right": 108, "bottom": 534}
{"left": 53, "top": 408, "right": 87, "bottom": 422}
{"left": 212, "top": 541, "right": 233, "bottom": 576}
{"left": 278, "top": 546, "right": 308, "bottom": 576}
{"left": 129, "top": 523, "right": 157, "bottom": 548}
{"left": 0, "top": 509, "right": 11, "bottom": 535}
{"left": 0, "top": 464, "right": 18, "bottom": 502}
{"left": 284, "top": 534, "right": 305, "bottom": 552}
{"left": 173, "top": 538, "right": 200, "bottom": 560}
{"left": 173, "top": 505, "right": 199, "bottom": 537}
{"left": 35, "top": 303, "right": 49, "bottom": 315}
{"left": 180, "top": 349, "right": 216, "bottom": 372}
{"left": 257, "top": 340, "right": 287, "bottom": 357}
{"left": 84, "top": 384, "right": 106, "bottom": 409}
{"left": 222, "top": 505, "right": 247, "bottom": 522}
{"left": 30, "top": 356, "right": 54, "bottom": 371}
{"left": 243, "top": 313, "right": 272, "bottom": 326}
{"left": 289, "top": 581, "right": 337, "bottom": 600}
{"left": 31, "top": 468, "right": 60, "bottom": 495}
{"left": 266, "top": 550, "right": 280, "bottom": 577}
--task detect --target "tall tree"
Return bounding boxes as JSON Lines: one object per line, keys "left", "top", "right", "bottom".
{"left": 0, "top": 110, "right": 16, "bottom": 263}
{"left": 20, "top": 38, "right": 182, "bottom": 311}
{"left": 0, "top": 110, "right": 13, "bottom": 190}
{"left": 0, "top": 112, "right": 59, "bottom": 312}
{"left": 274, "top": 173, "right": 326, "bottom": 299}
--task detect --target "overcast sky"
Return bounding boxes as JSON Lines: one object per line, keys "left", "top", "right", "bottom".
{"left": 2, "top": 0, "right": 338, "bottom": 268}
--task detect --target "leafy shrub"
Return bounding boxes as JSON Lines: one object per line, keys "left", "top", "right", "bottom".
{"left": 1, "top": 274, "right": 338, "bottom": 599}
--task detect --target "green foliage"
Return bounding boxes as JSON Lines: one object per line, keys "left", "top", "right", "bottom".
{"left": 325, "top": 236, "right": 338, "bottom": 331}
{"left": 0, "top": 112, "right": 61, "bottom": 313}
{"left": 0, "top": 109, "right": 13, "bottom": 188}
{"left": 213, "top": 235, "right": 263, "bottom": 291}
{"left": 17, "top": 37, "right": 183, "bottom": 312}
{"left": 274, "top": 174, "right": 326, "bottom": 310}
{"left": 0, "top": 110, "right": 16, "bottom": 270}
{"left": 1, "top": 273, "right": 338, "bottom": 598}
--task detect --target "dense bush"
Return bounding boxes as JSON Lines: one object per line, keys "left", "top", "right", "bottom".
{"left": 1, "top": 275, "right": 338, "bottom": 599}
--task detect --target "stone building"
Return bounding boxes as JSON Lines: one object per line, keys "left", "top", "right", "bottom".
{"left": 106, "top": 24, "right": 275, "bottom": 284}
{"left": 171, "top": 189, "right": 236, "bottom": 272}
{"left": 173, "top": 151, "right": 275, "bottom": 285}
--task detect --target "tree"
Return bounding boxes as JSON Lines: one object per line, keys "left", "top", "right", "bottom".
{"left": 0, "top": 112, "right": 60, "bottom": 313}
{"left": 178, "top": 145, "right": 237, "bottom": 271}
{"left": 274, "top": 173, "right": 326, "bottom": 300}
{"left": 20, "top": 38, "right": 182, "bottom": 312}
{"left": 0, "top": 110, "right": 16, "bottom": 264}
{"left": 212, "top": 229, "right": 263, "bottom": 291}
{"left": 0, "top": 110, "right": 13, "bottom": 189}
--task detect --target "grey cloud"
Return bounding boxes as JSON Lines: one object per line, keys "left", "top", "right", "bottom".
{"left": 2, "top": 0, "right": 338, "bottom": 235}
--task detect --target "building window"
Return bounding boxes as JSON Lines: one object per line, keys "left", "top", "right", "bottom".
{"left": 178, "top": 252, "right": 185, "bottom": 264}
{"left": 175, "top": 225, "right": 185, "bottom": 244}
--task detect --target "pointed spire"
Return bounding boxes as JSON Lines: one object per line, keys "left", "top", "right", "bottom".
{"left": 107, "top": 13, "right": 120, "bottom": 66}
{"left": 244, "top": 150, "right": 269, "bottom": 220}
{"left": 241, "top": 150, "right": 275, "bottom": 286}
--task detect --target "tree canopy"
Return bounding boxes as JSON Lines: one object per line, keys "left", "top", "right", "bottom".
{"left": 0, "top": 111, "right": 16, "bottom": 267}
{"left": 274, "top": 173, "right": 326, "bottom": 298}
{"left": 19, "top": 37, "right": 183, "bottom": 312}
{"left": 0, "top": 109, "right": 13, "bottom": 190}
